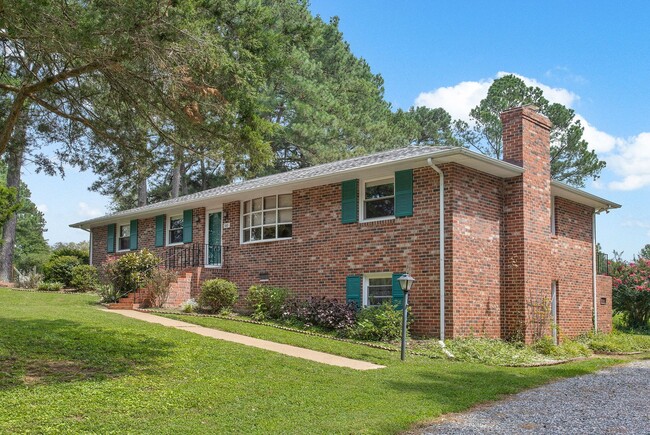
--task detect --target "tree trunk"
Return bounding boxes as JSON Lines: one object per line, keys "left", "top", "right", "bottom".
{"left": 171, "top": 165, "right": 180, "bottom": 199}
{"left": 0, "top": 114, "right": 27, "bottom": 282}
{"left": 180, "top": 162, "right": 188, "bottom": 196}
{"left": 137, "top": 177, "right": 147, "bottom": 207}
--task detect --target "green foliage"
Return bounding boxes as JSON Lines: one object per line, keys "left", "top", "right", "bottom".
{"left": 469, "top": 74, "right": 606, "bottom": 187}
{"left": 532, "top": 337, "right": 592, "bottom": 358}
{"left": 394, "top": 106, "right": 464, "bottom": 148}
{"left": 415, "top": 338, "right": 550, "bottom": 366}
{"left": 102, "top": 249, "right": 161, "bottom": 294}
{"left": 0, "top": 184, "right": 19, "bottom": 229}
{"left": 180, "top": 298, "right": 198, "bottom": 313}
{"left": 580, "top": 331, "right": 650, "bottom": 353}
{"left": 349, "top": 303, "right": 411, "bottom": 341}
{"left": 246, "top": 285, "right": 289, "bottom": 320}
{"left": 50, "top": 247, "right": 89, "bottom": 265}
{"left": 37, "top": 281, "right": 64, "bottom": 292}
{"left": 610, "top": 258, "right": 650, "bottom": 329}
{"left": 638, "top": 244, "right": 650, "bottom": 260}
{"left": 69, "top": 265, "right": 99, "bottom": 292}
{"left": 43, "top": 255, "right": 81, "bottom": 286}
{"left": 96, "top": 284, "right": 125, "bottom": 303}
{"left": 199, "top": 279, "right": 238, "bottom": 313}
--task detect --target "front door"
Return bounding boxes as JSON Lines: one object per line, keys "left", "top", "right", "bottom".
{"left": 207, "top": 211, "right": 222, "bottom": 266}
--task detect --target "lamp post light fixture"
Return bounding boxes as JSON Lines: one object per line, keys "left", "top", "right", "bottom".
{"left": 397, "top": 273, "right": 415, "bottom": 361}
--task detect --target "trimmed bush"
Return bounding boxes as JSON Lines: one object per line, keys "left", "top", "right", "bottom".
{"left": 199, "top": 279, "right": 238, "bottom": 313}
{"left": 37, "top": 282, "right": 64, "bottom": 292}
{"left": 247, "top": 285, "right": 289, "bottom": 320}
{"left": 43, "top": 255, "right": 81, "bottom": 286}
{"left": 349, "top": 302, "right": 411, "bottom": 341}
{"left": 102, "top": 249, "right": 161, "bottom": 294}
{"left": 50, "top": 247, "right": 89, "bottom": 265}
{"left": 282, "top": 297, "right": 357, "bottom": 332}
{"left": 70, "top": 265, "right": 99, "bottom": 292}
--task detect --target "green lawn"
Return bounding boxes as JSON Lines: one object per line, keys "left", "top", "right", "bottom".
{"left": 0, "top": 289, "right": 625, "bottom": 434}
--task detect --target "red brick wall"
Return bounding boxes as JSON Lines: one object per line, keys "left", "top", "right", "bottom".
{"left": 446, "top": 164, "right": 503, "bottom": 338}
{"left": 597, "top": 275, "right": 613, "bottom": 333}
{"left": 553, "top": 197, "right": 596, "bottom": 339}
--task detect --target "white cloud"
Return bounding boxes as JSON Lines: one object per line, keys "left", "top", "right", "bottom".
{"left": 414, "top": 71, "right": 650, "bottom": 192}
{"left": 36, "top": 204, "right": 48, "bottom": 213}
{"left": 78, "top": 202, "right": 102, "bottom": 218}
{"left": 606, "top": 132, "right": 650, "bottom": 190}
{"left": 414, "top": 79, "right": 491, "bottom": 122}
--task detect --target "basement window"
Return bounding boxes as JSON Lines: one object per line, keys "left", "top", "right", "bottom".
{"left": 363, "top": 273, "right": 392, "bottom": 307}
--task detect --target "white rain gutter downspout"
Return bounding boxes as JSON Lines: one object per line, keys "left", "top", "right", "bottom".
{"left": 427, "top": 158, "right": 445, "bottom": 341}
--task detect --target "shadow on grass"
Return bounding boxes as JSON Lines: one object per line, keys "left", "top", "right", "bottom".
{"left": 0, "top": 318, "right": 174, "bottom": 390}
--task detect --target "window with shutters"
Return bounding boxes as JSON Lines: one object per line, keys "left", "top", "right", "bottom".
{"left": 363, "top": 273, "right": 393, "bottom": 307}
{"left": 241, "top": 194, "right": 292, "bottom": 243}
{"left": 361, "top": 177, "right": 395, "bottom": 221}
{"left": 117, "top": 223, "right": 130, "bottom": 251}
{"left": 167, "top": 215, "right": 184, "bottom": 245}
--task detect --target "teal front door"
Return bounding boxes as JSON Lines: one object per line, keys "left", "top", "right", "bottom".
{"left": 207, "top": 211, "right": 222, "bottom": 266}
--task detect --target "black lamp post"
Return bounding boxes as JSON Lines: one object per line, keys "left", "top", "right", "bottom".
{"left": 397, "top": 273, "right": 415, "bottom": 361}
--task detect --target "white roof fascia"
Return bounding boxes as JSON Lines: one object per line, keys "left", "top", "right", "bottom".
{"left": 551, "top": 181, "right": 621, "bottom": 212}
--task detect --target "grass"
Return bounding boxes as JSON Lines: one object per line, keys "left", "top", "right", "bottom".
{"left": 0, "top": 288, "right": 630, "bottom": 434}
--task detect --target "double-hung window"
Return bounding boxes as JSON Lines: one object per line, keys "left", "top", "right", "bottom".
{"left": 242, "top": 194, "right": 292, "bottom": 243}
{"left": 363, "top": 273, "right": 393, "bottom": 307}
{"left": 168, "top": 215, "right": 184, "bottom": 245}
{"left": 363, "top": 178, "right": 395, "bottom": 220}
{"left": 117, "top": 224, "right": 130, "bottom": 251}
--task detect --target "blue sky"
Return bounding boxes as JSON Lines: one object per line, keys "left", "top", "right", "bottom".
{"left": 24, "top": 0, "right": 650, "bottom": 259}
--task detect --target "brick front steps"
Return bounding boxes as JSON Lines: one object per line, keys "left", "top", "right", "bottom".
{"left": 105, "top": 268, "right": 196, "bottom": 310}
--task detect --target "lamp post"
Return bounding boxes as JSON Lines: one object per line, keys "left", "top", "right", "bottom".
{"left": 397, "top": 273, "right": 415, "bottom": 361}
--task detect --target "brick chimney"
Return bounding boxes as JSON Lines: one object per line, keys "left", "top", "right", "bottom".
{"left": 501, "top": 105, "right": 554, "bottom": 342}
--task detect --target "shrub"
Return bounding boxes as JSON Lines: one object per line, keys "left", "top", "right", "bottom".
{"left": 69, "top": 265, "right": 99, "bottom": 292}
{"left": 580, "top": 331, "right": 650, "bottom": 353}
{"left": 14, "top": 251, "right": 50, "bottom": 273}
{"left": 199, "top": 279, "right": 238, "bottom": 313}
{"left": 349, "top": 303, "right": 411, "bottom": 341}
{"left": 13, "top": 267, "right": 43, "bottom": 289}
{"left": 181, "top": 298, "right": 198, "bottom": 313}
{"left": 43, "top": 255, "right": 81, "bottom": 286}
{"left": 102, "top": 249, "right": 161, "bottom": 294}
{"left": 37, "top": 282, "right": 64, "bottom": 292}
{"left": 96, "top": 283, "right": 126, "bottom": 303}
{"left": 282, "top": 297, "right": 357, "bottom": 332}
{"left": 247, "top": 285, "right": 289, "bottom": 320}
{"left": 532, "top": 336, "right": 592, "bottom": 358}
{"left": 50, "top": 247, "right": 89, "bottom": 265}
{"left": 611, "top": 258, "right": 650, "bottom": 329}
{"left": 142, "top": 269, "right": 177, "bottom": 308}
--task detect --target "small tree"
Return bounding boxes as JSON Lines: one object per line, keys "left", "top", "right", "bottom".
{"left": 611, "top": 258, "right": 650, "bottom": 329}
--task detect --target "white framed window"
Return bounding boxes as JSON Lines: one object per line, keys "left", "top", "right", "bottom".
{"left": 117, "top": 223, "right": 130, "bottom": 251}
{"left": 361, "top": 177, "right": 395, "bottom": 221}
{"left": 363, "top": 273, "right": 393, "bottom": 307}
{"left": 167, "top": 215, "right": 184, "bottom": 245}
{"left": 242, "top": 194, "right": 292, "bottom": 243}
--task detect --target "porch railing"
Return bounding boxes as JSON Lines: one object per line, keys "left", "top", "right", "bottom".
{"left": 597, "top": 252, "right": 609, "bottom": 276}
{"left": 163, "top": 244, "right": 223, "bottom": 269}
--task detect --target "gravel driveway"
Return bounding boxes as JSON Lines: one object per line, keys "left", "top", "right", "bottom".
{"left": 423, "top": 359, "right": 650, "bottom": 434}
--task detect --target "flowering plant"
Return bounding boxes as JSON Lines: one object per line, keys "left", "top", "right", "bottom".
{"left": 611, "top": 258, "right": 650, "bottom": 329}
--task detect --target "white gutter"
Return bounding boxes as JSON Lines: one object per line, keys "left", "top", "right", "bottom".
{"left": 592, "top": 210, "right": 599, "bottom": 332}
{"left": 427, "top": 158, "right": 445, "bottom": 341}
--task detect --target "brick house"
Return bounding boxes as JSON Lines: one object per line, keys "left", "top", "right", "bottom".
{"left": 71, "top": 106, "right": 619, "bottom": 341}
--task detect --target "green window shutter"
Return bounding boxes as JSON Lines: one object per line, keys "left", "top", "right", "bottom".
{"left": 129, "top": 219, "right": 138, "bottom": 251}
{"left": 106, "top": 224, "right": 115, "bottom": 253}
{"left": 341, "top": 179, "right": 358, "bottom": 223}
{"left": 346, "top": 275, "right": 361, "bottom": 308}
{"left": 183, "top": 209, "right": 193, "bottom": 243}
{"left": 395, "top": 169, "right": 413, "bottom": 217}
{"left": 392, "top": 272, "right": 405, "bottom": 309}
{"left": 155, "top": 215, "right": 165, "bottom": 247}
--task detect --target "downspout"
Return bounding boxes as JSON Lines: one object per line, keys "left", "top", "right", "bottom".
{"left": 592, "top": 210, "right": 599, "bottom": 333}
{"left": 427, "top": 158, "right": 445, "bottom": 341}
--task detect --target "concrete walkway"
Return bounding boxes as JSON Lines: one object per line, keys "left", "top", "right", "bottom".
{"left": 103, "top": 309, "right": 385, "bottom": 371}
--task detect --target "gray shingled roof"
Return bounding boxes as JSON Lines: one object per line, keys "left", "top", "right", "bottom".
{"left": 71, "top": 145, "right": 456, "bottom": 227}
